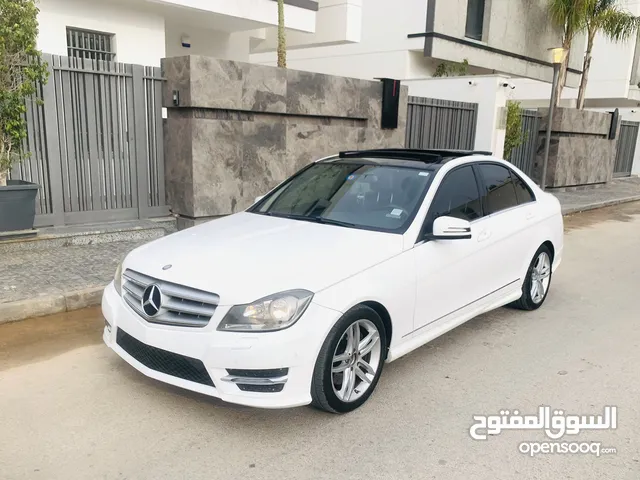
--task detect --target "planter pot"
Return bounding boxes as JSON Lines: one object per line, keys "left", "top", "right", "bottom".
{"left": 0, "top": 180, "right": 39, "bottom": 232}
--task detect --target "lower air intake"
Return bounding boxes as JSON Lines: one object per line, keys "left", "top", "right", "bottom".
{"left": 116, "top": 328, "right": 214, "bottom": 387}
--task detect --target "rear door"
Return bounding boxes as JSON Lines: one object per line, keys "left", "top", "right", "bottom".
{"left": 474, "top": 163, "right": 538, "bottom": 296}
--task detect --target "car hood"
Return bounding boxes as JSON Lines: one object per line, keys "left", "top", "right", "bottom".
{"left": 124, "top": 212, "right": 404, "bottom": 305}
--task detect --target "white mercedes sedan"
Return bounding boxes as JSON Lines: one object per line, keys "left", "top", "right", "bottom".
{"left": 102, "top": 148, "right": 563, "bottom": 413}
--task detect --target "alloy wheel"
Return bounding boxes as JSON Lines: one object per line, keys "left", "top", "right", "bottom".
{"left": 330, "top": 319, "right": 382, "bottom": 403}
{"left": 530, "top": 251, "right": 551, "bottom": 304}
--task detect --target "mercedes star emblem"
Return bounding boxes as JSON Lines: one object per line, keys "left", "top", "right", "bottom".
{"left": 141, "top": 284, "right": 163, "bottom": 317}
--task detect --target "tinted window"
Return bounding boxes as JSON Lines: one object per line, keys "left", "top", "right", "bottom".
{"left": 252, "top": 162, "right": 432, "bottom": 233}
{"left": 465, "top": 0, "right": 486, "bottom": 40}
{"left": 479, "top": 164, "right": 519, "bottom": 215}
{"left": 513, "top": 174, "right": 536, "bottom": 205}
{"left": 429, "top": 166, "right": 482, "bottom": 223}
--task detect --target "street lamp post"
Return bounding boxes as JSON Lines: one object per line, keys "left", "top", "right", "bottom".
{"left": 540, "top": 47, "right": 568, "bottom": 191}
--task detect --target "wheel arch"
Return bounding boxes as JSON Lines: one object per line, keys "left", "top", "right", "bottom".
{"left": 542, "top": 240, "right": 555, "bottom": 263}
{"left": 359, "top": 301, "right": 393, "bottom": 354}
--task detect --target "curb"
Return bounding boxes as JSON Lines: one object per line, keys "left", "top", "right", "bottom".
{"left": 561, "top": 195, "right": 640, "bottom": 216}
{"left": 0, "top": 286, "right": 104, "bottom": 325}
{"left": 3, "top": 196, "right": 640, "bottom": 326}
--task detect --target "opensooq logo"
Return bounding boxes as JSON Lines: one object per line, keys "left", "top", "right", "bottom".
{"left": 469, "top": 405, "right": 617, "bottom": 441}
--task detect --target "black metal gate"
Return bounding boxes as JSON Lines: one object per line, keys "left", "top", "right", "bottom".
{"left": 613, "top": 120, "right": 639, "bottom": 177}
{"left": 10, "top": 54, "right": 168, "bottom": 227}
{"left": 405, "top": 97, "right": 478, "bottom": 150}
{"left": 507, "top": 109, "right": 540, "bottom": 177}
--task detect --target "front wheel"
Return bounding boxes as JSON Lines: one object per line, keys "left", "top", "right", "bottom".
{"left": 511, "top": 245, "right": 553, "bottom": 311}
{"left": 311, "top": 305, "right": 386, "bottom": 413}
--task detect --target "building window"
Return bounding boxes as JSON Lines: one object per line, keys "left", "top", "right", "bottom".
{"left": 465, "top": 0, "right": 486, "bottom": 41}
{"left": 66, "top": 28, "right": 115, "bottom": 62}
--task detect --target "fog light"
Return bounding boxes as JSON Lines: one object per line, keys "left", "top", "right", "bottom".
{"left": 104, "top": 319, "right": 112, "bottom": 333}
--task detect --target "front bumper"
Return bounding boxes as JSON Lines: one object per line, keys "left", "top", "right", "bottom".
{"left": 102, "top": 282, "right": 341, "bottom": 408}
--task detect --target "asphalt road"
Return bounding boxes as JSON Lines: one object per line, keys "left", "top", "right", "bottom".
{"left": 2, "top": 202, "right": 640, "bottom": 480}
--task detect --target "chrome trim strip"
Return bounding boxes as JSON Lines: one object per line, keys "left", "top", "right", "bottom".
{"left": 221, "top": 375, "right": 289, "bottom": 386}
{"left": 162, "top": 298, "right": 216, "bottom": 317}
{"left": 122, "top": 281, "right": 144, "bottom": 299}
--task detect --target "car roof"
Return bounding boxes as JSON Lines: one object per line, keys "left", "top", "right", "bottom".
{"left": 319, "top": 148, "right": 494, "bottom": 170}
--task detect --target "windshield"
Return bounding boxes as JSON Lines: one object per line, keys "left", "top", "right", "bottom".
{"left": 250, "top": 162, "right": 432, "bottom": 233}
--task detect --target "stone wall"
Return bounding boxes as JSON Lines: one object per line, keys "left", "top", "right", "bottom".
{"left": 532, "top": 108, "right": 618, "bottom": 188}
{"left": 162, "top": 56, "right": 408, "bottom": 227}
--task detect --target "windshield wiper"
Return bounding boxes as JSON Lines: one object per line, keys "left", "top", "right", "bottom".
{"left": 262, "top": 212, "right": 356, "bottom": 228}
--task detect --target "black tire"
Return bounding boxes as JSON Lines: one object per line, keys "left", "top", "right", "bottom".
{"left": 310, "top": 305, "right": 387, "bottom": 414}
{"left": 510, "top": 244, "right": 553, "bottom": 311}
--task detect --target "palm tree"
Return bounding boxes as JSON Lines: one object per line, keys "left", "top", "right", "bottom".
{"left": 576, "top": 0, "right": 640, "bottom": 109}
{"left": 277, "top": 0, "right": 286, "bottom": 68}
{"left": 548, "top": 0, "right": 588, "bottom": 106}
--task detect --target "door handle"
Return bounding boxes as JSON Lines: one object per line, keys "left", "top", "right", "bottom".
{"left": 477, "top": 229, "right": 492, "bottom": 242}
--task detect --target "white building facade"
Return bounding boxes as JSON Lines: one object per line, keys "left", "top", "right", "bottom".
{"left": 251, "top": 0, "right": 581, "bottom": 86}
{"left": 36, "top": 0, "right": 361, "bottom": 67}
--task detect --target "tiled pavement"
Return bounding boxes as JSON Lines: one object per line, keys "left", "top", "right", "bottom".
{"left": 0, "top": 240, "right": 147, "bottom": 305}
{"left": 553, "top": 176, "right": 640, "bottom": 215}
{"left": 1, "top": 176, "right": 640, "bottom": 319}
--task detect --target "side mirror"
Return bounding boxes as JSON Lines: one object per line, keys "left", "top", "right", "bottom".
{"left": 254, "top": 195, "right": 265, "bottom": 204}
{"left": 430, "top": 216, "right": 472, "bottom": 240}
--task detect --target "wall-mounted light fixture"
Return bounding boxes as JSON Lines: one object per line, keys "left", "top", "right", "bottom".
{"left": 181, "top": 35, "right": 191, "bottom": 48}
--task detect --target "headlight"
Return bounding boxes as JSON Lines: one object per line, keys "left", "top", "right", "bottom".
{"left": 217, "top": 289, "right": 313, "bottom": 332}
{"left": 114, "top": 263, "right": 123, "bottom": 296}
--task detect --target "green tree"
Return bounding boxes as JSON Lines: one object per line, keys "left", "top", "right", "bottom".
{"left": 576, "top": 0, "right": 640, "bottom": 109}
{"left": 0, "top": 0, "right": 48, "bottom": 187}
{"left": 503, "top": 101, "right": 526, "bottom": 160}
{"left": 277, "top": 0, "right": 286, "bottom": 68}
{"left": 548, "top": 0, "right": 588, "bottom": 106}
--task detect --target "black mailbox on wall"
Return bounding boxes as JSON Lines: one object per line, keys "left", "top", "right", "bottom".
{"left": 379, "top": 78, "right": 401, "bottom": 129}
{"left": 608, "top": 108, "right": 620, "bottom": 140}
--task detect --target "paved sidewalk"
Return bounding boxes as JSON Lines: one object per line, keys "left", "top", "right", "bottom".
{"left": 1, "top": 176, "right": 640, "bottom": 324}
{"left": 553, "top": 176, "right": 640, "bottom": 215}
{"left": 0, "top": 240, "right": 147, "bottom": 323}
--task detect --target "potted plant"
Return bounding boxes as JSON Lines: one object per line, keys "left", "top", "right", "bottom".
{"left": 0, "top": 0, "right": 48, "bottom": 232}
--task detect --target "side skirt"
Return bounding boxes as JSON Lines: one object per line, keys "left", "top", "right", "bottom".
{"left": 386, "top": 284, "right": 522, "bottom": 363}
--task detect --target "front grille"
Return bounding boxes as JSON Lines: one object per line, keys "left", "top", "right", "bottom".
{"left": 122, "top": 269, "right": 219, "bottom": 328}
{"left": 116, "top": 328, "right": 214, "bottom": 387}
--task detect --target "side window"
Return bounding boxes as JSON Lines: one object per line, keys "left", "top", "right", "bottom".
{"left": 512, "top": 173, "right": 536, "bottom": 205}
{"left": 479, "top": 164, "right": 519, "bottom": 215}
{"left": 429, "top": 166, "right": 482, "bottom": 225}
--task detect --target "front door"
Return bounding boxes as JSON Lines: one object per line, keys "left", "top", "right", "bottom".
{"left": 413, "top": 165, "right": 489, "bottom": 331}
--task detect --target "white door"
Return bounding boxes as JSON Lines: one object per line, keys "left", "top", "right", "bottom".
{"left": 412, "top": 165, "right": 490, "bottom": 331}
{"left": 473, "top": 163, "right": 540, "bottom": 296}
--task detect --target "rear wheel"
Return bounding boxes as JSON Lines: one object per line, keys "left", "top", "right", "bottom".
{"left": 511, "top": 245, "right": 553, "bottom": 311}
{"left": 311, "top": 305, "right": 386, "bottom": 413}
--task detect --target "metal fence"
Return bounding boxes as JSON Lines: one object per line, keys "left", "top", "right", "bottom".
{"left": 405, "top": 97, "right": 478, "bottom": 150}
{"left": 10, "top": 53, "right": 168, "bottom": 227}
{"left": 507, "top": 109, "right": 540, "bottom": 177}
{"left": 613, "top": 120, "right": 639, "bottom": 178}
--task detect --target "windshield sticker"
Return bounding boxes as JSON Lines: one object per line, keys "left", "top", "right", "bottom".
{"left": 387, "top": 208, "right": 404, "bottom": 218}
{"left": 419, "top": 171, "right": 430, "bottom": 177}
{"left": 347, "top": 174, "right": 356, "bottom": 181}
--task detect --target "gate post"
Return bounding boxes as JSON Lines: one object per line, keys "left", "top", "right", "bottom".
{"left": 132, "top": 65, "right": 150, "bottom": 219}
{"left": 41, "top": 54, "right": 65, "bottom": 226}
